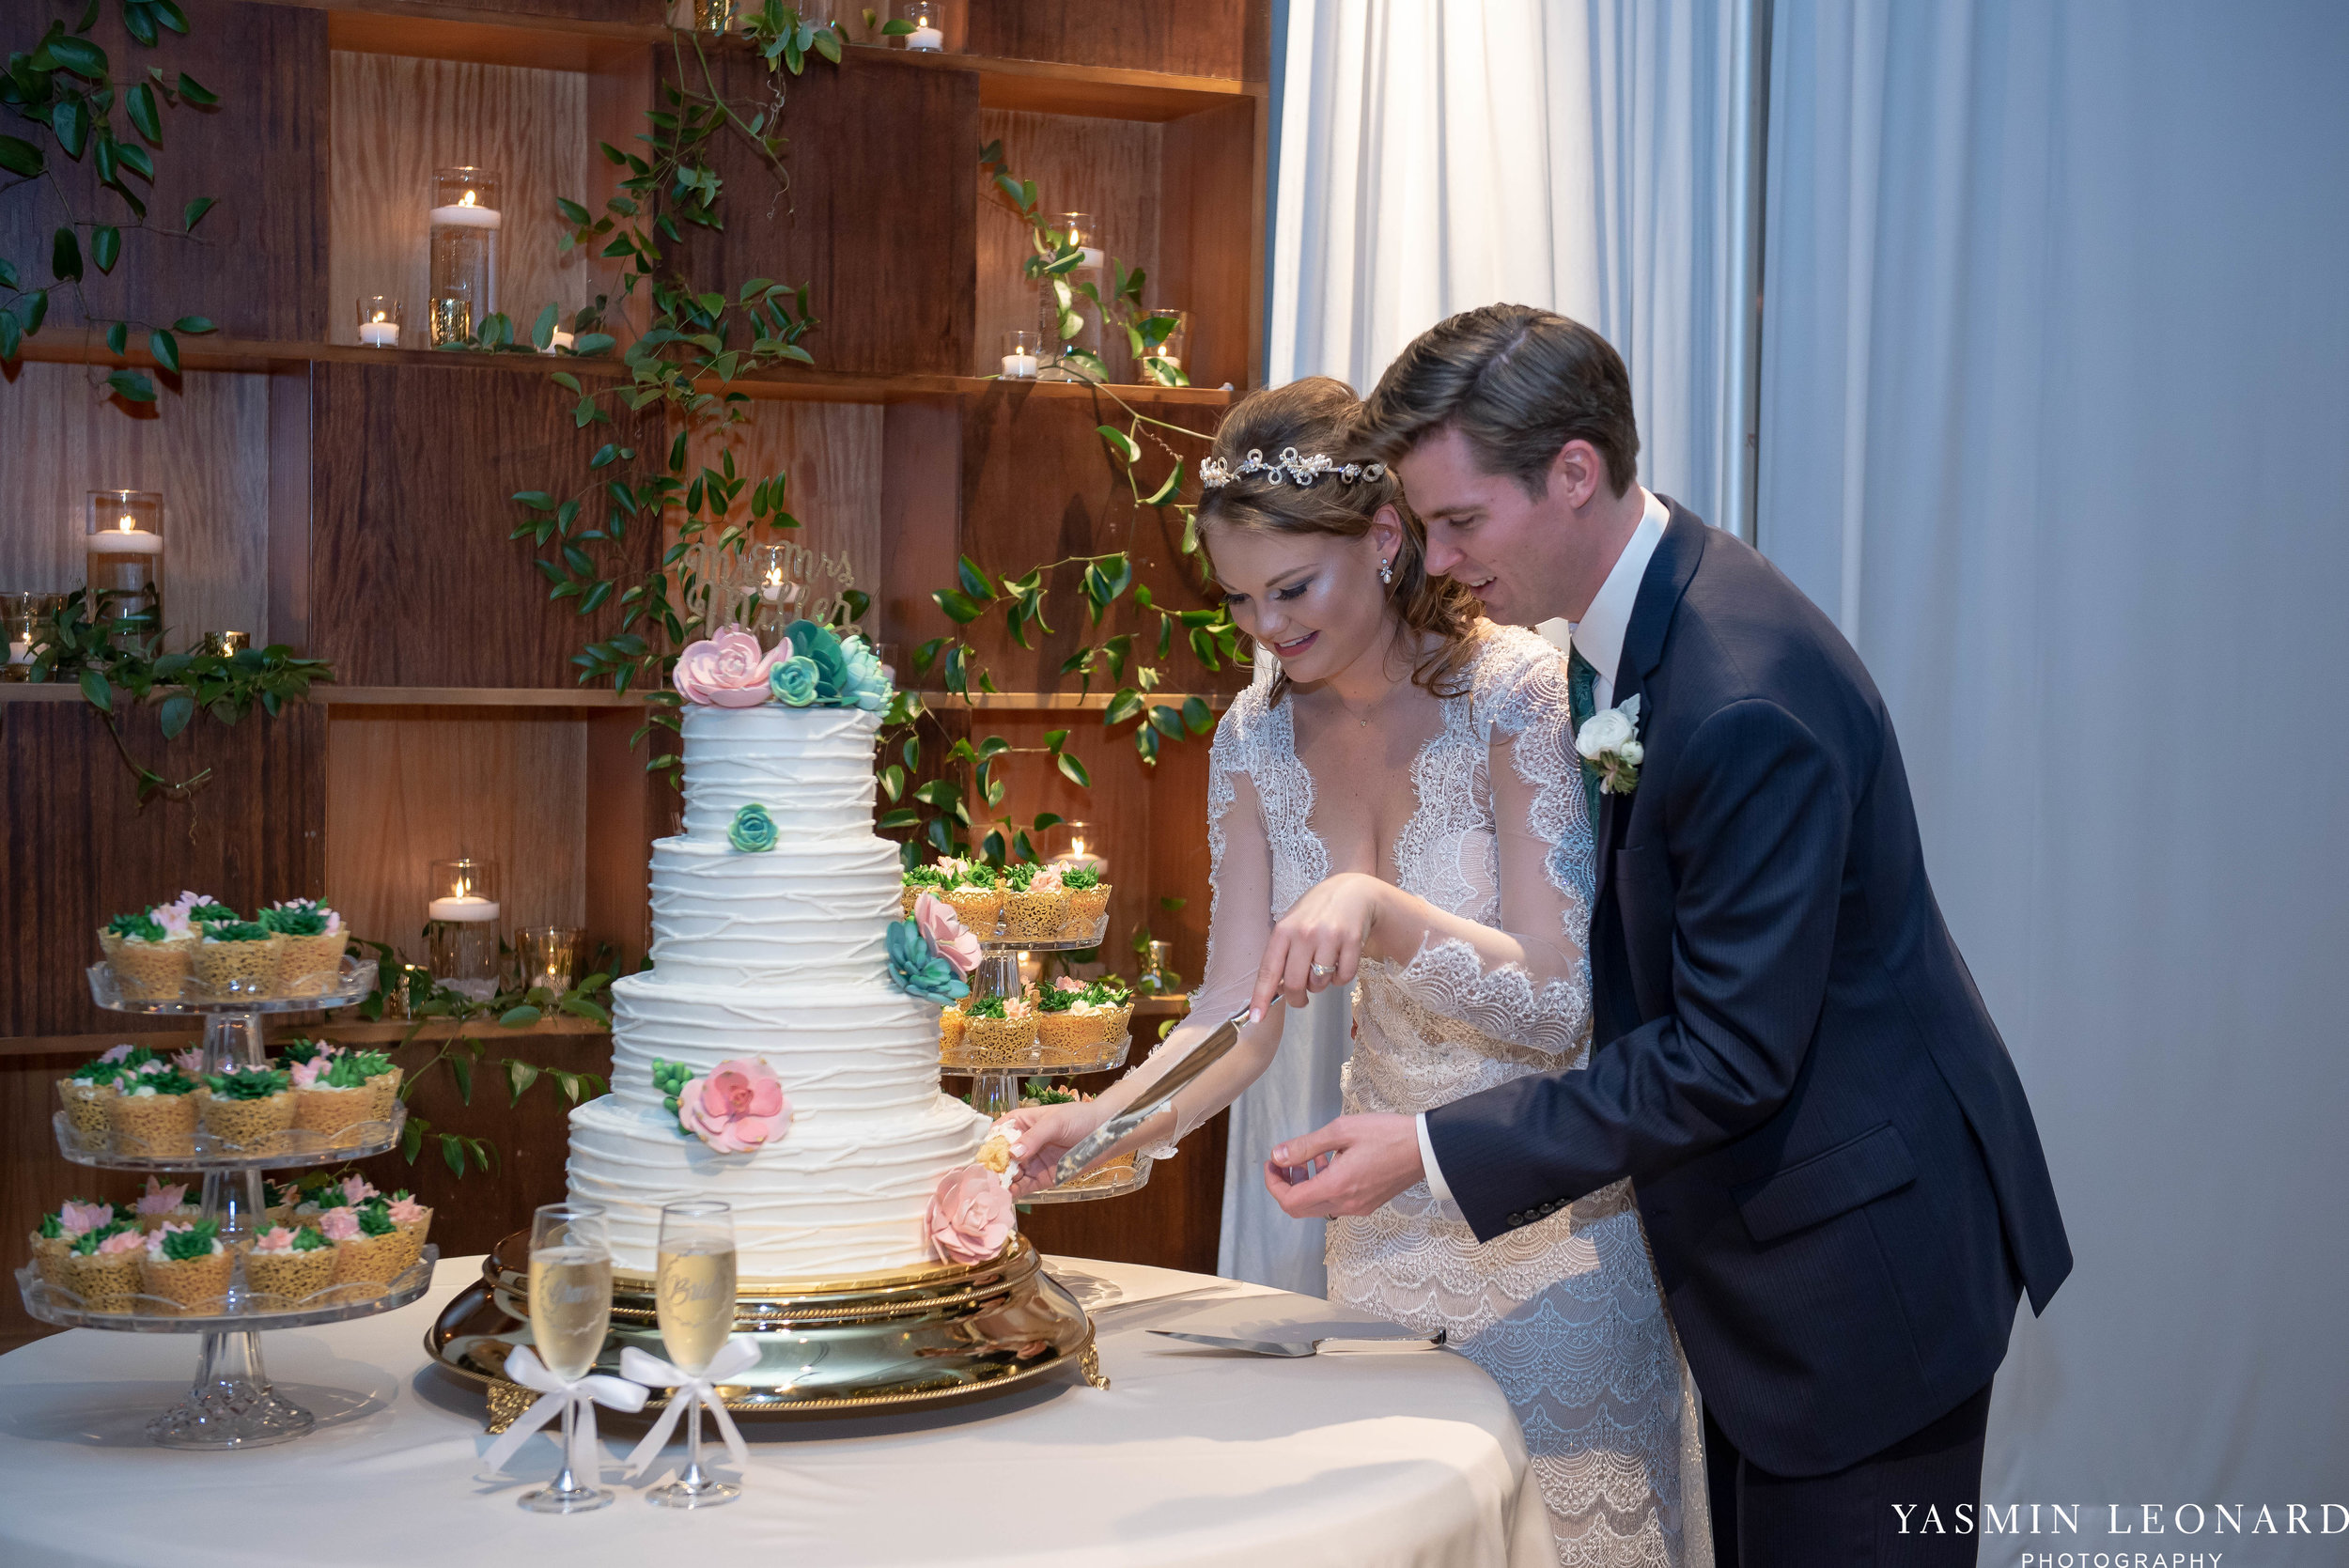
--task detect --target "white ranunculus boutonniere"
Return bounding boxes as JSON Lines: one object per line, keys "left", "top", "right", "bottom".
{"left": 1575, "top": 694, "right": 1644, "bottom": 795}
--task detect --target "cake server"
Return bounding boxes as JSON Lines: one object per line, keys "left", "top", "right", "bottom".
{"left": 1147, "top": 1328, "right": 1447, "bottom": 1358}
{"left": 1052, "top": 1003, "right": 1251, "bottom": 1187}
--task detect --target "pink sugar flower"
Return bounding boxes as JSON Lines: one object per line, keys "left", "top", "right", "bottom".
{"left": 171, "top": 1048, "right": 205, "bottom": 1077}
{"left": 288, "top": 1058, "right": 328, "bottom": 1090}
{"left": 926, "top": 1164, "right": 1015, "bottom": 1264}
{"left": 318, "top": 1208, "right": 362, "bottom": 1242}
{"left": 97, "top": 1229, "right": 146, "bottom": 1257}
{"left": 59, "top": 1201, "right": 115, "bottom": 1237}
{"left": 339, "top": 1175, "right": 380, "bottom": 1205}
{"left": 387, "top": 1195, "right": 428, "bottom": 1225}
{"left": 252, "top": 1227, "right": 298, "bottom": 1254}
{"left": 136, "top": 1178, "right": 190, "bottom": 1216}
{"left": 677, "top": 1057, "right": 791, "bottom": 1154}
{"left": 671, "top": 627, "right": 792, "bottom": 708}
{"left": 913, "top": 893, "right": 984, "bottom": 978}
{"left": 1053, "top": 976, "right": 1083, "bottom": 992}
{"left": 98, "top": 1043, "right": 135, "bottom": 1064}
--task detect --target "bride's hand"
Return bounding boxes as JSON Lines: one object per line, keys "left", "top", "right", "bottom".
{"left": 994, "top": 1099, "right": 1114, "bottom": 1197}
{"left": 1250, "top": 871, "right": 1389, "bottom": 1017}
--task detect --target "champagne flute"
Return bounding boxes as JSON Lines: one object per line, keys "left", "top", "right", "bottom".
{"left": 649, "top": 1199, "right": 740, "bottom": 1507}
{"left": 522, "top": 1201, "right": 614, "bottom": 1514}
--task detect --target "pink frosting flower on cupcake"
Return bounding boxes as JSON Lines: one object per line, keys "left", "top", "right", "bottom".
{"left": 318, "top": 1208, "right": 362, "bottom": 1242}
{"left": 677, "top": 1058, "right": 791, "bottom": 1154}
{"left": 338, "top": 1175, "right": 381, "bottom": 1205}
{"left": 171, "top": 1048, "right": 205, "bottom": 1077}
{"left": 59, "top": 1201, "right": 115, "bottom": 1237}
{"left": 252, "top": 1226, "right": 298, "bottom": 1254}
{"left": 671, "top": 627, "right": 792, "bottom": 708}
{"left": 1052, "top": 976, "right": 1083, "bottom": 992}
{"left": 288, "top": 1057, "right": 332, "bottom": 1090}
{"left": 135, "top": 1178, "right": 190, "bottom": 1217}
{"left": 926, "top": 1164, "right": 1015, "bottom": 1264}
{"left": 387, "top": 1195, "right": 428, "bottom": 1225}
{"left": 913, "top": 893, "right": 984, "bottom": 978}
{"left": 96, "top": 1229, "right": 146, "bottom": 1257}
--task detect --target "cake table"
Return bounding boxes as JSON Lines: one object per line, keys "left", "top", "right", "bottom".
{"left": 0, "top": 1254, "right": 1550, "bottom": 1568}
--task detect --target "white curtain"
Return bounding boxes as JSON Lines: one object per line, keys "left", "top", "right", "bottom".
{"left": 1760, "top": 0, "right": 2349, "bottom": 1539}
{"left": 1267, "top": 0, "right": 1762, "bottom": 537}
{"left": 1237, "top": 0, "right": 1764, "bottom": 1296}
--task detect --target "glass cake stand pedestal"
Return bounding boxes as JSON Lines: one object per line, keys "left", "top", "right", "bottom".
{"left": 15, "top": 958, "right": 432, "bottom": 1450}
{"left": 940, "top": 931, "right": 1152, "bottom": 1203}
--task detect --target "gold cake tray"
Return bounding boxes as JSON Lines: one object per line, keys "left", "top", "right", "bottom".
{"left": 424, "top": 1232, "right": 1102, "bottom": 1431}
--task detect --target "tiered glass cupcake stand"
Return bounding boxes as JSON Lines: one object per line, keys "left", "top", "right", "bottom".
{"left": 13, "top": 957, "right": 437, "bottom": 1449}
{"left": 939, "top": 926, "right": 1152, "bottom": 1203}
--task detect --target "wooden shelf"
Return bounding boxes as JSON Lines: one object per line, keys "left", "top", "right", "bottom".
{"left": 0, "top": 684, "right": 638, "bottom": 707}
{"left": 320, "top": 7, "right": 1253, "bottom": 121}
{"left": 7, "top": 332, "right": 1236, "bottom": 405}
{"left": 933, "top": 691, "right": 1237, "bottom": 712}
{"left": 0, "top": 1014, "right": 609, "bottom": 1060}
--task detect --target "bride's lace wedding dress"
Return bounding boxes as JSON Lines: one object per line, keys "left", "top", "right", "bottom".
{"left": 1171, "top": 625, "right": 1709, "bottom": 1568}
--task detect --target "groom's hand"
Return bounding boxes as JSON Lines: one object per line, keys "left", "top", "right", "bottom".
{"left": 1263, "top": 1114, "right": 1423, "bottom": 1219}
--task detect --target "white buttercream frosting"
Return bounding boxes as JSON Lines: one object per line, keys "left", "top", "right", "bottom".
{"left": 565, "top": 701, "right": 987, "bottom": 1279}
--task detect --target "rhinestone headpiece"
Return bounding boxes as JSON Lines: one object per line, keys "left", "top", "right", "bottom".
{"left": 1200, "top": 447, "right": 1387, "bottom": 490}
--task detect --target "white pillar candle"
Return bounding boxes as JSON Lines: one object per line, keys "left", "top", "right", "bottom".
{"left": 1001, "top": 351, "right": 1038, "bottom": 379}
{"left": 1079, "top": 245, "right": 1105, "bottom": 270}
{"left": 6, "top": 637, "right": 29, "bottom": 666}
{"left": 545, "top": 327, "right": 575, "bottom": 353}
{"left": 906, "top": 23, "right": 943, "bottom": 49}
{"left": 88, "top": 527, "right": 164, "bottom": 556}
{"left": 359, "top": 320, "right": 400, "bottom": 348}
{"left": 427, "top": 202, "right": 503, "bottom": 230}
{"left": 427, "top": 894, "right": 502, "bottom": 923}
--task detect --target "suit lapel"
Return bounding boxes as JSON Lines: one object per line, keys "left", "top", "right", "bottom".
{"left": 1590, "top": 501, "right": 1708, "bottom": 918}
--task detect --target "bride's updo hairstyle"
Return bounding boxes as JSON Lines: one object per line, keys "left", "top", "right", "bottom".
{"left": 1197, "top": 377, "right": 1484, "bottom": 697}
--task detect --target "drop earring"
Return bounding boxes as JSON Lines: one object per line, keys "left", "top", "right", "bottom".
{"left": 1378, "top": 556, "right": 1394, "bottom": 585}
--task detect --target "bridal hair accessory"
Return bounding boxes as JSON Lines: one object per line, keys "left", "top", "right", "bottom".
{"left": 1200, "top": 447, "right": 1387, "bottom": 489}
{"left": 1575, "top": 693, "right": 1644, "bottom": 795}
{"left": 480, "top": 1344, "right": 649, "bottom": 1483}
{"left": 620, "top": 1340, "right": 759, "bottom": 1478}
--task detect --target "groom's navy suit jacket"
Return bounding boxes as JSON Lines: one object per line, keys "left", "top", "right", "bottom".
{"left": 1424, "top": 503, "right": 2072, "bottom": 1478}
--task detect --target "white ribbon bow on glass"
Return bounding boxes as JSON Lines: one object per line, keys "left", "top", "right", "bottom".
{"left": 618, "top": 1340, "right": 760, "bottom": 1478}
{"left": 482, "top": 1344, "right": 649, "bottom": 1482}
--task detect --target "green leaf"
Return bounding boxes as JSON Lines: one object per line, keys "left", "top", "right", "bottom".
{"left": 51, "top": 227, "right": 81, "bottom": 283}
{"left": 51, "top": 98, "right": 86, "bottom": 160}
{"left": 506, "top": 1060, "right": 542, "bottom": 1107}
{"left": 0, "top": 309, "right": 17, "bottom": 362}
{"left": 877, "top": 807, "right": 920, "bottom": 831}
{"left": 1055, "top": 752, "right": 1092, "bottom": 788}
{"left": 182, "top": 194, "right": 214, "bottom": 231}
{"left": 574, "top": 332, "right": 616, "bottom": 355}
{"left": 934, "top": 588, "right": 984, "bottom": 624}
{"left": 1149, "top": 704, "right": 1185, "bottom": 738}
{"left": 45, "top": 35, "right": 106, "bottom": 79}
{"left": 1097, "top": 425, "right": 1142, "bottom": 465}
{"left": 957, "top": 554, "right": 995, "bottom": 601}
{"left": 1182, "top": 695, "right": 1215, "bottom": 737}
{"left": 176, "top": 72, "right": 219, "bottom": 107}
{"left": 106, "top": 320, "right": 126, "bottom": 356}
{"left": 498, "top": 1004, "right": 542, "bottom": 1028}
{"left": 442, "top": 1134, "right": 466, "bottom": 1176}
{"left": 0, "top": 135, "right": 42, "bottom": 178}
{"left": 171, "top": 314, "right": 215, "bottom": 334}
{"left": 450, "top": 1053, "right": 474, "bottom": 1104}
{"left": 1143, "top": 461, "right": 1185, "bottom": 507}
{"left": 106, "top": 368, "right": 156, "bottom": 402}
{"left": 147, "top": 328, "right": 178, "bottom": 372}
{"left": 79, "top": 668, "right": 113, "bottom": 714}
{"left": 1104, "top": 689, "right": 1143, "bottom": 727}
{"left": 531, "top": 302, "right": 558, "bottom": 351}
{"left": 157, "top": 691, "right": 194, "bottom": 737}
{"left": 126, "top": 83, "right": 162, "bottom": 145}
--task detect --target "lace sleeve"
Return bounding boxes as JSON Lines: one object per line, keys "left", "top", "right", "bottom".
{"left": 1382, "top": 629, "right": 1593, "bottom": 1056}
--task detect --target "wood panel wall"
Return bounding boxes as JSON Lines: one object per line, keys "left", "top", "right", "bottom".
{"left": 679, "top": 401, "right": 888, "bottom": 616}
{"left": 0, "top": 362, "right": 272, "bottom": 648}
{"left": 965, "top": 0, "right": 1260, "bottom": 83}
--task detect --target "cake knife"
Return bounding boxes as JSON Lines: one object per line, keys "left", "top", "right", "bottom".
{"left": 1051, "top": 1003, "right": 1252, "bottom": 1187}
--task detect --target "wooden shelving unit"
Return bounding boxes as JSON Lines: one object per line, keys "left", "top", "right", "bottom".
{"left": 0, "top": 0, "right": 1267, "bottom": 1343}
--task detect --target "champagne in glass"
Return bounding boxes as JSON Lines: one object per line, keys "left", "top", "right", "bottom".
{"left": 521, "top": 1202, "right": 614, "bottom": 1514}
{"left": 649, "top": 1199, "right": 740, "bottom": 1508}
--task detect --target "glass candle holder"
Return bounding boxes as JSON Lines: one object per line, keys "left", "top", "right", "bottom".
{"left": 428, "top": 167, "right": 500, "bottom": 333}
{"left": 428, "top": 281, "right": 474, "bottom": 349}
{"left": 86, "top": 490, "right": 163, "bottom": 650}
{"left": 1140, "top": 308, "right": 1190, "bottom": 385}
{"left": 517, "top": 926, "right": 584, "bottom": 995}
{"left": 426, "top": 857, "right": 501, "bottom": 1001}
{"left": 682, "top": 0, "right": 737, "bottom": 30}
{"left": 199, "top": 630, "right": 251, "bottom": 658}
{"left": 1, "top": 590, "right": 60, "bottom": 680}
{"left": 1047, "top": 820, "right": 1107, "bottom": 879}
{"left": 1000, "top": 330, "right": 1040, "bottom": 380}
{"left": 358, "top": 295, "right": 403, "bottom": 348}
{"left": 1037, "top": 213, "right": 1103, "bottom": 381}
{"left": 901, "top": 1, "right": 942, "bottom": 50}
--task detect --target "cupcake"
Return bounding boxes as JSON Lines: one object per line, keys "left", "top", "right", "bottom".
{"left": 106, "top": 1066, "right": 202, "bottom": 1157}
{"left": 55, "top": 1051, "right": 134, "bottom": 1146}
{"left": 191, "top": 919, "right": 285, "bottom": 999}
{"left": 939, "top": 1003, "right": 968, "bottom": 1055}
{"left": 290, "top": 1048, "right": 400, "bottom": 1138}
{"left": 243, "top": 1225, "right": 336, "bottom": 1303}
{"left": 999, "top": 862, "right": 1071, "bottom": 942}
{"left": 260, "top": 898, "right": 349, "bottom": 998}
{"left": 321, "top": 1202, "right": 420, "bottom": 1290}
{"left": 901, "top": 863, "right": 948, "bottom": 920}
{"left": 385, "top": 1189, "right": 434, "bottom": 1255}
{"left": 132, "top": 1176, "right": 201, "bottom": 1233}
{"left": 292, "top": 1172, "right": 379, "bottom": 1230}
{"left": 1058, "top": 862, "right": 1112, "bottom": 939}
{"left": 958, "top": 993, "right": 1037, "bottom": 1064}
{"left": 29, "top": 1199, "right": 120, "bottom": 1283}
{"left": 940, "top": 862, "right": 1003, "bottom": 939}
{"left": 141, "top": 1220, "right": 233, "bottom": 1314}
{"left": 1038, "top": 976, "right": 1134, "bottom": 1063}
{"left": 200, "top": 1063, "right": 294, "bottom": 1153}
{"left": 261, "top": 1177, "right": 305, "bottom": 1232}
{"left": 54, "top": 1223, "right": 148, "bottom": 1313}
{"left": 96, "top": 906, "right": 196, "bottom": 1001}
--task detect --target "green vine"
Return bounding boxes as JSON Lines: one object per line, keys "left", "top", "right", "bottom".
{"left": 0, "top": 3, "right": 222, "bottom": 398}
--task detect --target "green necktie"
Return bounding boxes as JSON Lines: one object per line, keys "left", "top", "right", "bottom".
{"left": 1567, "top": 646, "right": 1602, "bottom": 829}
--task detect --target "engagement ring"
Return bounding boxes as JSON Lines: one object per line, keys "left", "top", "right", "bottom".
{"left": 1310, "top": 963, "right": 1334, "bottom": 978}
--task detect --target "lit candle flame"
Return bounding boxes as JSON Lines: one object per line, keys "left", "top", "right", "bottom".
{"left": 460, "top": 190, "right": 477, "bottom": 208}
{"left": 765, "top": 567, "right": 783, "bottom": 586}
{"left": 117, "top": 515, "right": 134, "bottom": 533}
{"left": 1069, "top": 836, "right": 1088, "bottom": 858}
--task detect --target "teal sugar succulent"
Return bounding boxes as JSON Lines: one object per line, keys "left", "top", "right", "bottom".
{"left": 769, "top": 656, "right": 819, "bottom": 707}
{"left": 783, "top": 619, "right": 849, "bottom": 703}
{"left": 838, "top": 633, "right": 892, "bottom": 711}
{"left": 729, "top": 802, "right": 781, "bottom": 852}
{"left": 885, "top": 918, "right": 970, "bottom": 1004}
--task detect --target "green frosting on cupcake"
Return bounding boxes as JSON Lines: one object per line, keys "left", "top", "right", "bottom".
{"left": 1004, "top": 862, "right": 1040, "bottom": 892}
{"left": 70, "top": 1219, "right": 135, "bottom": 1256}
{"left": 963, "top": 994, "right": 1010, "bottom": 1020}
{"left": 158, "top": 1220, "right": 221, "bottom": 1262}
{"left": 356, "top": 1201, "right": 397, "bottom": 1238}
{"left": 201, "top": 920, "right": 272, "bottom": 943}
{"left": 957, "top": 862, "right": 998, "bottom": 891}
{"left": 290, "top": 1225, "right": 330, "bottom": 1252}
{"left": 128, "top": 1067, "right": 198, "bottom": 1096}
{"left": 319, "top": 1049, "right": 394, "bottom": 1089}
{"left": 903, "top": 865, "right": 946, "bottom": 889}
{"left": 259, "top": 907, "right": 329, "bottom": 937}
{"left": 105, "top": 910, "right": 168, "bottom": 942}
{"left": 184, "top": 901, "right": 240, "bottom": 924}
{"left": 1034, "top": 985, "right": 1080, "bottom": 1015}
{"left": 278, "top": 1038, "right": 334, "bottom": 1066}
{"left": 1060, "top": 864, "right": 1103, "bottom": 891}
{"left": 205, "top": 1065, "right": 290, "bottom": 1099}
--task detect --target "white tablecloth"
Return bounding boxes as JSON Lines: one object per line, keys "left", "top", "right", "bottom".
{"left": 0, "top": 1255, "right": 1548, "bottom": 1568}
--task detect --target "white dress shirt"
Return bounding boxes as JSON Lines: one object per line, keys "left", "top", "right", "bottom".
{"left": 1414, "top": 489, "right": 1668, "bottom": 1204}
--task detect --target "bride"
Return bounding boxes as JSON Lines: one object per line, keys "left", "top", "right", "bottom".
{"left": 1003, "top": 379, "right": 1710, "bottom": 1567}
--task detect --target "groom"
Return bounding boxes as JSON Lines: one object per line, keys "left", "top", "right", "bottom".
{"left": 1259, "top": 304, "right": 2072, "bottom": 1565}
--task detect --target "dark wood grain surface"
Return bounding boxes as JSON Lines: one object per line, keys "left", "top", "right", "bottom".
{"left": 965, "top": 0, "right": 1260, "bottom": 84}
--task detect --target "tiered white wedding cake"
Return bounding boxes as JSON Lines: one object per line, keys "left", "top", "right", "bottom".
{"left": 564, "top": 629, "right": 990, "bottom": 1280}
